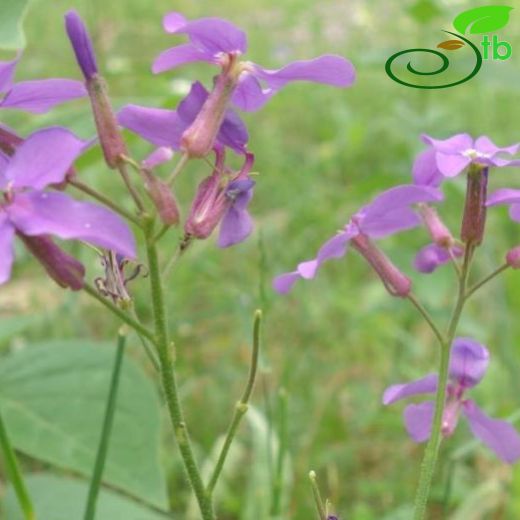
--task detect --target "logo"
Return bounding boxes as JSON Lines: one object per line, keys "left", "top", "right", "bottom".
{"left": 385, "top": 5, "right": 513, "bottom": 89}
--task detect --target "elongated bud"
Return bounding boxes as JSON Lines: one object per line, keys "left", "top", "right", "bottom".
{"left": 19, "top": 234, "right": 85, "bottom": 290}
{"left": 351, "top": 234, "right": 411, "bottom": 297}
{"left": 506, "top": 246, "right": 520, "bottom": 269}
{"left": 418, "top": 203, "right": 454, "bottom": 247}
{"left": 86, "top": 76, "right": 127, "bottom": 168}
{"left": 461, "top": 165, "right": 488, "bottom": 246}
{"left": 65, "top": 10, "right": 126, "bottom": 168}
{"left": 65, "top": 10, "right": 98, "bottom": 80}
{"left": 142, "top": 170, "right": 180, "bottom": 226}
{"left": 181, "top": 64, "right": 238, "bottom": 158}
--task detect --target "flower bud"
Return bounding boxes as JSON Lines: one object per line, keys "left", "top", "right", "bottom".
{"left": 142, "top": 169, "right": 180, "bottom": 226}
{"left": 351, "top": 234, "right": 411, "bottom": 297}
{"left": 181, "top": 67, "right": 238, "bottom": 158}
{"left": 19, "top": 234, "right": 85, "bottom": 290}
{"left": 506, "top": 246, "right": 520, "bottom": 269}
{"left": 418, "top": 204, "right": 453, "bottom": 247}
{"left": 461, "top": 164, "right": 488, "bottom": 246}
{"left": 65, "top": 10, "right": 98, "bottom": 80}
{"left": 87, "top": 75, "right": 127, "bottom": 168}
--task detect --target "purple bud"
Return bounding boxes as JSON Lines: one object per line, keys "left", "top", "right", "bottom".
{"left": 418, "top": 204, "right": 453, "bottom": 247}
{"left": 181, "top": 66, "right": 239, "bottom": 158}
{"left": 506, "top": 246, "right": 520, "bottom": 269}
{"left": 142, "top": 170, "right": 180, "bottom": 226}
{"left": 65, "top": 10, "right": 98, "bottom": 80}
{"left": 461, "top": 165, "right": 488, "bottom": 246}
{"left": 19, "top": 234, "right": 85, "bottom": 290}
{"left": 351, "top": 234, "right": 411, "bottom": 297}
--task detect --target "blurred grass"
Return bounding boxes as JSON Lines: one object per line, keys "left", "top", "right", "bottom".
{"left": 2, "top": 0, "right": 520, "bottom": 517}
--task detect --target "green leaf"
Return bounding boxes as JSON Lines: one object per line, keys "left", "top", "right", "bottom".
{"left": 453, "top": 5, "right": 513, "bottom": 35}
{"left": 2, "top": 473, "right": 169, "bottom": 520}
{"left": 0, "top": 340, "right": 168, "bottom": 509}
{"left": 0, "top": 0, "right": 31, "bottom": 49}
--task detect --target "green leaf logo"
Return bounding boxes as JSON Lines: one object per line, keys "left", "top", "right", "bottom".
{"left": 453, "top": 5, "right": 513, "bottom": 34}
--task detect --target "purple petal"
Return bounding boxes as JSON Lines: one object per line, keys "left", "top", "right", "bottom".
{"left": 218, "top": 108, "right": 249, "bottom": 154}
{"left": 463, "top": 400, "right": 520, "bottom": 463}
{"left": 404, "top": 401, "right": 435, "bottom": 443}
{"left": 252, "top": 55, "right": 356, "bottom": 90}
{"left": 152, "top": 43, "right": 213, "bottom": 74}
{"left": 232, "top": 74, "right": 274, "bottom": 112}
{"left": 65, "top": 10, "right": 98, "bottom": 80}
{"left": 509, "top": 204, "right": 520, "bottom": 223}
{"left": 162, "top": 12, "right": 247, "bottom": 55}
{"left": 0, "top": 215, "right": 15, "bottom": 285}
{"left": 449, "top": 337, "right": 489, "bottom": 388}
{"left": 0, "top": 79, "right": 87, "bottom": 113}
{"left": 474, "top": 136, "right": 520, "bottom": 157}
{"left": 421, "top": 133, "right": 473, "bottom": 154}
{"left": 435, "top": 152, "right": 471, "bottom": 177}
{"left": 414, "top": 243, "right": 456, "bottom": 274}
{"left": 361, "top": 207, "right": 421, "bottom": 238}
{"left": 486, "top": 188, "right": 520, "bottom": 207}
{"left": 412, "top": 149, "right": 444, "bottom": 187}
{"left": 7, "top": 192, "right": 136, "bottom": 258}
{"left": 0, "top": 150, "right": 9, "bottom": 187}
{"left": 0, "top": 57, "right": 19, "bottom": 94}
{"left": 5, "top": 127, "right": 87, "bottom": 189}
{"left": 142, "top": 147, "right": 174, "bottom": 169}
{"left": 118, "top": 104, "right": 184, "bottom": 148}
{"left": 297, "top": 228, "right": 356, "bottom": 279}
{"left": 382, "top": 374, "right": 438, "bottom": 405}
{"left": 273, "top": 271, "right": 301, "bottom": 294}
{"left": 218, "top": 207, "right": 253, "bottom": 248}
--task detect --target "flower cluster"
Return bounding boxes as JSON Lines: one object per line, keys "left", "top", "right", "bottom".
{"left": 274, "top": 132, "right": 520, "bottom": 463}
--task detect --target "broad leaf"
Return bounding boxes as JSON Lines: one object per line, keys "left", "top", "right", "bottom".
{"left": 2, "top": 473, "right": 169, "bottom": 519}
{"left": 0, "top": 0, "right": 31, "bottom": 49}
{"left": 0, "top": 340, "right": 168, "bottom": 508}
{"left": 453, "top": 5, "right": 513, "bottom": 35}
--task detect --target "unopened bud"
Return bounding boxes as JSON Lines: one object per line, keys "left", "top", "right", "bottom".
{"left": 19, "top": 234, "right": 85, "bottom": 290}
{"left": 87, "top": 75, "right": 127, "bottom": 168}
{"left": 181, "top": 70, "right": 237, "bottom": 158}
{"left": 418, "top": 204, "right": 454, "bottom": 247}
{"left": 65, "top": 10, "right": 98, "bottom": 81}
{"left": 461, "top": 165, "right": 488, "bottom": 246}
{"left": 506, "top": 246, "right": 520, "bottom": 269}
{"left": 142, "top": 169, "right": 180, "bottom": 226}
{"left": 351, "top": 234, "right": 411, "bottom": 297}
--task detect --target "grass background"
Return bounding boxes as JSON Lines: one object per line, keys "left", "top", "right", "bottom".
{"left": 2, "top": 0, "right": 520, "bottom": 518}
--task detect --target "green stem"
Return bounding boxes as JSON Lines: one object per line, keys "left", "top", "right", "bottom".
{"left": 207, "top": 310, "right": 262, "bottom": 494}
{"left": 117, "top": 161, "right": 145, "bottom": 212}
{"left": 143, "top": 221, "right": 214, "bottom": 520}
{"left": 84, "top": 329, "right": 127, "bottom": 520}
{"left": 0, "top": 408, "right": 34, "bottom": 520}
{"left": 413, "top": 245, "right": 474, "bottom": 519}
{"left": 407, "top": 293, "right": 444, "bottom": 345}
{"left": 465, "top": 263, "right": 509, "bottom": 300}
{"left": 271, "top": 388, "right": 288, "bottom": 516}
{"left": 69, "top": 179, "right": 141, "bottom": 227}
{"left": 308, "top": 471, "right": 327, "bottom": 520}
{"left": 82, "top": 283, "right": 156, "bottom": 346}
{"left": 167, "top": 153, "right": 189, "bottom": 185}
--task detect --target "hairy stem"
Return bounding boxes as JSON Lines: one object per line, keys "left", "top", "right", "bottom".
{"left": 143, "top": 220, "right": 214, "bottom": 520}
{"left": 413, "top": 245, "right": 473, "bottom": 519}
{"left": 0, "top": 408, "right": 34, "bottom": 520}
{"left": 207, "top": 310, "right": 262, "bottom": 494}
{"left": 84, "top": 329, "right": 127, "bottom": 520}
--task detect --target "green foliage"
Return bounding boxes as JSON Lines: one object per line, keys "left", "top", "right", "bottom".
{"left": 0, "top": 0, "right": 31, "bottom": 49}
{"left": 0, "top": 341, "right": 167, "bottom": 509}
{"left": 3, "top": 474, "right": 168, "bottom": 519}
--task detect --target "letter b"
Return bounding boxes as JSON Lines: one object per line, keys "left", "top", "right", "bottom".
{"left": 493, "top": 35, "right": 512, "bottom": 60}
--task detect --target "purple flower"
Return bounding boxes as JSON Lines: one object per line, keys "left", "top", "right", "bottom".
{"left": 118, "top": 81, "right": 248, "bottom": 155}
{"left": 0, "top": 56, "right": 86, "bottom": 113}
{"left": 383, "top": 338, "right": 520, "bottom": 463}
{"left": 0, "top": 127, "right": 136, "bottom": 289}
{"left": 185, "top": 150, "right": 255, "bottom": 247}
{"left": 152, "top": 12, "right": 356, "bottom": 112}
{"left": 486, "top": 188, "right": 520, "bottom": 225}
{"left": 273, "top": 184, "right": 443, "bottom": 294}
{"left": 414, "top": 134, "right": 520, "bottom": 183}
{"left": 413, "top": 243, "right": 463, "bottom": 274}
